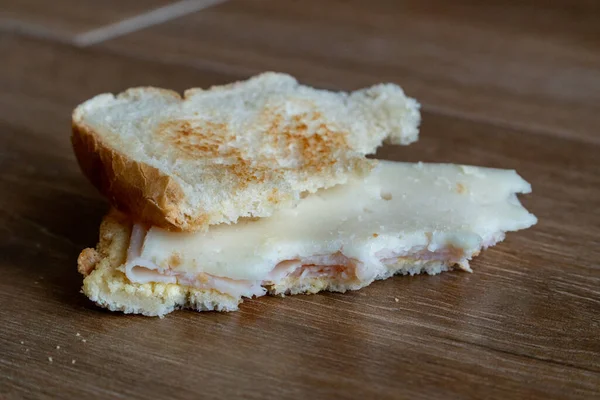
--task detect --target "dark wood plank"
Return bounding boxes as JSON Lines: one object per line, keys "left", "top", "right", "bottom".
{"left": 1, "top": 34, "right": 599, "bottom": 400}
{"left": 0, "top": 0, "right": 178, "bottom": 39}
{"left": 98, "top": 0, "right": 600, "bottom": 144}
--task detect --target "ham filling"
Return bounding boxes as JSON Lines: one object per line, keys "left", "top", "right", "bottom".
{"left": 122, "top": 224, "right": 472, "bottom": 299}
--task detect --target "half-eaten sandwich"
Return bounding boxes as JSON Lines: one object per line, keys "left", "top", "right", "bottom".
{"left": 73, "top": 73, "right": 536, "bottom": 317}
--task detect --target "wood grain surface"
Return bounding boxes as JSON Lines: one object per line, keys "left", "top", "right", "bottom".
{"left": 1, "top": 1, "right": 599, "bottom": 399}
{"left": 0, "top": 0, "right": 178, "bottom": 40}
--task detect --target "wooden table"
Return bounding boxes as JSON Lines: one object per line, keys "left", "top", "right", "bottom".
{"left": 1, "top": 1, "right": 599, "bottom": 399}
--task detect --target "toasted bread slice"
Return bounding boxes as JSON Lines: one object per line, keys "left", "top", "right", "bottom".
{"left": 72, "top": 72, "right": 420, "bottom": 231}
{"left": 78, "top": 162, "right": 536, "bottom": 317}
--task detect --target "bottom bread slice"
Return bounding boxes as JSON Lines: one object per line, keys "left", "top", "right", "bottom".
{"left": 79, "top": 162, "right": 537, "bottom": 317}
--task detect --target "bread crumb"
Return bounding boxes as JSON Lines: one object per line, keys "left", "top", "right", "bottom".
{"left": 25, "top": 349, "right": 29, "bottom": 353}
{"left": 72, "top": 359, "right": 76, "bottom": 364}
{"left": 56, "top": 345, "right": 60, "bottom": 350}
{"left": 82, "top": 339, "right": 87, "bottom": 343}
{"left": 20, "top": 341, "right": 24, "bottom": 345}
{"left": 48, "top": 357, "right": 53, "bottom": 363}
{"left": 394, "top": 298, "right": 399, "bottom": 303}
{"left": 76, "top": 333, "right": 81, "bottom": 337}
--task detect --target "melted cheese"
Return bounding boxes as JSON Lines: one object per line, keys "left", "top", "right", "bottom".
{"left": 125, "top": 161, "right": 536, "bottom": 285}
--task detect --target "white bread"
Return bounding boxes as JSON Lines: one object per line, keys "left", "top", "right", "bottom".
{"left": 72, "top": 72, "right": 420, "bottom": 231}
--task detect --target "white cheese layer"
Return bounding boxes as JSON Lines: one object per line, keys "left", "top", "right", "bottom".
{"left": 123, "top": 161, "right": 536, "bottom": 286}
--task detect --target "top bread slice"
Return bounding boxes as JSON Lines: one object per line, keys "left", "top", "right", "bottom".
{"left": 72, "top": 72, "right": 420, "bottom": 231}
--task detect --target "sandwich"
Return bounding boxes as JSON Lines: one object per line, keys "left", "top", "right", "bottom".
{"left": 72, "top": 73, "right": 536, "bottom": 317}
{"left": 78, "top": 162, "right": 536, "bottom": 316}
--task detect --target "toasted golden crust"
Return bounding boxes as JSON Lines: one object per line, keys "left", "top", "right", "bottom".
{"left": 72, "top": 73, "right": 420, "bottom": 231}
{"left": 77, "top": 208, "right": 130, "bottom": 276}
{"left": 72, "top": 122, "right": 192, "bottom": 231}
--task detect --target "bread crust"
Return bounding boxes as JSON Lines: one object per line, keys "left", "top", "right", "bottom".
{"left": 72, "top": 119, "right": 193, "bottom": 231}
